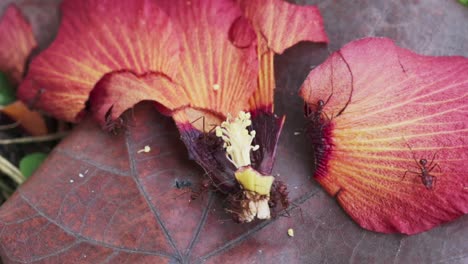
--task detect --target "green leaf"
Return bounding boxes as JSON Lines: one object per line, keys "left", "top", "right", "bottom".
{"left": 0, "top": 72, "right": 16, "bottom": 106}
{"left": 459, "top": 0, "right": 468, "bottom": 6}
{"left": 19, "top": 152, "right": 48, "bottom": 179}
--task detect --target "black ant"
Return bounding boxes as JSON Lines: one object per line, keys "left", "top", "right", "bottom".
{"left": 175, "top": 180, "right": 192, "bottom": 189}
{"left": 402, "top": 143, "right": 441, "bottom": 190}
{"left": 304, "top": 99, "right": 332, "bottom": 126}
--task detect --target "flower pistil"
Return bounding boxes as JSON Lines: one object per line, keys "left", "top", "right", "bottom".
{"left": 216, "top": 111, "right": 275, "bottom": 222}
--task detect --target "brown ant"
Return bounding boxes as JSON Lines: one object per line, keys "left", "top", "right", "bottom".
{"left": 190, "top": 178, "right": 212, "bottom": 201}
{"left": 402, "top": 143, "right": 441, "bottom": 190}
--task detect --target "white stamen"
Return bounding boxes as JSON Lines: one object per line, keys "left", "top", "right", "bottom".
{"left": 215, "top": 111, "right": 259, "bottom": 168}
{"left": 255, "top": 199, "right": 271, "bottom": 219}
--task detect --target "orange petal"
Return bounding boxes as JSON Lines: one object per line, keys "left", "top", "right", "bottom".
{"left": 0, "top": 5, "right": 37, "bottom": 85}
{"left": 1, "top": 100, "right": 47, "bottom": 136}
{"left": 89, "top": 71, "right": 189, "bottom": 127}
{"left": 159, "top": 0, "right": 259, "bottom": 120}
{"left": 18, "top": 0, "right": 181, "bottom": 122}
{"left": 237, "top": 0, "right": 328, "bottom": 112}
{"left": 248, "top": 38, "right": 275, "bottom": 112}
{"left": 300, "top": 37, "right": 468, "bottom": 234}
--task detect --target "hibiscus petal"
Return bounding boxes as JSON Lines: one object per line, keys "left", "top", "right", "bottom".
{"left": 158, "top": 0, "right": 259, "bottom": 120}
{"left": 248, "top": 37, "right": 276, "bottom": 112}
{"left": 238, "top": 0, "right": 328, "bottom": 112}
{"left": 300, "top": 37, "right": 468, "bottom": 234}
{"left": 18, "top": 0, "right": 181, "bottom": 122}
{"left": 238, "top": 0, "right": 328, "bottom": 54}
{"left": 0, "top": 5, "right": 36, "bottom": 84}
{"left": 89, "top": 71, "right": 189, "bottom": 127}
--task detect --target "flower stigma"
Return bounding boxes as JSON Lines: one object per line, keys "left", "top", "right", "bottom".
{"left": 216, "top": 111, "right": 275, "bottom": 222}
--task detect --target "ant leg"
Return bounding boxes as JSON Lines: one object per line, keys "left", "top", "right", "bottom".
{"left": 203, "top": 115, "right": 206, "bottom": 133}
{"left": 429, "top": 163, "right": 442, "bottom": 174}
{"left": 172, "top": 190, "right": 191, "bottom": 200}
{"left": 427, "top": 150, "right": 440, "bottom": 168}
{"left": 304, "top": 102, "right": 312, "bottom": 117}
{"left": 207, "top": 123, "right": 217, "bottom": 134}
{"left": 190, "top": 116, "right": 206, "bottom": 132}
{"left": 403, "top": 139, "right": 423, "bottom": 171}
{"left": 401, "top": 170, "right": 419, "bottom": 181}
{"left": 291, "top": 202, "right": 305, "bottom": 224}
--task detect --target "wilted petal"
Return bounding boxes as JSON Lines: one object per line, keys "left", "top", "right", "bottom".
{"left": 18, "top": 0, "right": 182, "bottom": 122}
{"left": 0, "top": 5, "right": 36, "bottom": 84}
{"left": 300, "top": 37, "right": 468, "bottom": 234}
{"left": 238, "top": 0, "right": 328, "bottom": 112}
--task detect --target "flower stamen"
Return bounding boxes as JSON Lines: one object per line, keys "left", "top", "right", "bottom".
{"left": 215, "top": 111, "right": 259, "bottom": 168}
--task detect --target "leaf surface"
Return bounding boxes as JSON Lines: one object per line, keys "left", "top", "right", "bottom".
{"left": 0, "top": 0, "right": 467, "bottom": 263}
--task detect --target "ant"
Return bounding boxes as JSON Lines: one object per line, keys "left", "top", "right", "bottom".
{"left": 104, "top": 105, "right": 125, "bottom": 135}
{"left": 189, "top": 178, "right": 212, "bottom": 201}
{"left": 303, "top": 50, "right": 353, "bottom": 123}
{"left": 175, "top": 180, "right": 192, "bottom": 189}
{"left": 402, "top": 142, "right": 441, "bottom": 190}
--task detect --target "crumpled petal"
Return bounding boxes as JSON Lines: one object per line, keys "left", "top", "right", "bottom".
{"left": 238, "top": 0, "right": 328, "bottom": 112}
{"left": 18, "top": 0, "right": 182, "bottom": 122}
{"left": 0, "top": 5, "right": 37, "bottom": 85}
{"left": 300, "top": 37, "right": 468, "bottom": 234}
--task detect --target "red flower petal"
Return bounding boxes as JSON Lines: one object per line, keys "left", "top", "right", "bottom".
{"left": 238, "top": 0, "right": 328, "bottom": 54}
{"left": 248, "top": 38, "right": 276, "bottom": 112}
{"left": 89, "top": 71, "right": 189, "bottom": 127}
{"left": 159, "top": 0, "right": 259, "bottom": 119}
{"left": 238, "top": 0, "right": 328, "bottom": 112}
{"left": 0, "top": 5, "right": 36, "bottom": 84}
{"left": 300, "top": 37, "right": 468, "bottom": 234}
{"left": 18, "top": 0, "right": 181, "bottom": 122}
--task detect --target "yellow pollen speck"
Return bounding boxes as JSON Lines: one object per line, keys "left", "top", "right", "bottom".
{"left": 137, "top": 145, "right": 151, "bottom": 153}
{"left": 213, "top": 84, "right": 220, "bottom": 91}
{"left": 288, "top": 228, "right": 294, "bottom": 237}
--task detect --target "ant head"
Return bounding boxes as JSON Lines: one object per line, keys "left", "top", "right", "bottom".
{"left": 419, "top": 159, "right": 427, "bottom": 166}
{"left": 317, "top": 99, "right": 325, "bottom": 108}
